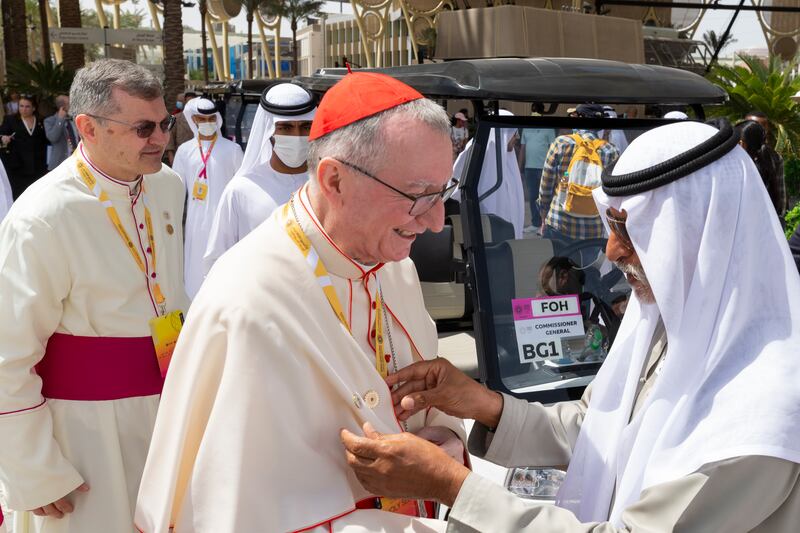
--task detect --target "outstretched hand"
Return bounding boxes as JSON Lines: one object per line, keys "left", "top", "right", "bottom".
{"left": 341, "top": 422, "right": 469, "bottom": 507}
{"left": 30, "top": 482, "right": 89, "bottom": 519}
{"left": 385, "top": 358, "right": 504, "bottom": 429}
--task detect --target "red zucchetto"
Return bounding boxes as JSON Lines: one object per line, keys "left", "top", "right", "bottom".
{"left": 308, "top": 72, "right": 423, "bottom": 141}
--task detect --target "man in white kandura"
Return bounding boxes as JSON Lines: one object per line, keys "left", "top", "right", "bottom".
{"left": 452, "top": 110, "right": 525, "bottom": 238}
{"left": 172, "top": 97, "right": 243, "bottom": 298}
{"left": 203, "top": 82, "right": 316, "bottom": 272}
{"left": 135, "top": 72, "right": 467, "bottom": 533}
{"left": 341, "top": 120, "right": 800, "bottom": 532}
{"left": 0, "top": 60, "right": 189, "bottom": 533}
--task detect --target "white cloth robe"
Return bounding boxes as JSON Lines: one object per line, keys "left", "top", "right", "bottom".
{"left": 172, "top": 136, "right": 243, "bottom": 298}
{"left": 135, "top": 185, "right": 466, "bottom": 533}
{"left": 0, "top": 158, "right": 11, "bottom": 222}
{"left": 452, "top": 133, "right": 525, "bottom": 239}
{"left": 0, "top": 150, "right": 189, "bottom": 533}
{"left": 202, "top": 166, "right": 308, "bottom": 274}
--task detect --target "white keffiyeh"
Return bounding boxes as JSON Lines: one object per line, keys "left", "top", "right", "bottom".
{"left": 557, "top": 121, "right": 800, "bottom": 524}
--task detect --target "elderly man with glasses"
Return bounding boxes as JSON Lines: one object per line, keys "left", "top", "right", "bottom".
{"left": 135, "top": 73, "right": 465, "bottom": 533}
{"left": 0, "top": 59, "right": 189, "bottom": 533}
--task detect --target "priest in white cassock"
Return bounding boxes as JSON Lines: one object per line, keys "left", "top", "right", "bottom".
{"left": 0, "top": 158, "right": 12, "bottom": 221}
{"left": 342, "top": 120, "right": 800, "bottom": 531}
{"left": 135, "top": 72, "right": 466, "bottom": 533}
{"left": 172, "top": 98, "right": 243, "bottom": 298}
{"left": 451, "top": 110, "right": 525, "bottom": 238}
{"left": 0, "top": 59, "right": 189, "bottom": 533}
{"left": 203, "top": 82, "right": 316, "bottom": 272}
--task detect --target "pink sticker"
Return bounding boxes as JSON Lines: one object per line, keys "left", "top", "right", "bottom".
{"left": 512, "top": 298, "right": 533, "bottom": 321}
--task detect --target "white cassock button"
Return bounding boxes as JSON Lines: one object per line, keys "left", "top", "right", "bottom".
{"left": 364, "top": 390, "right": 380, "bottom": 409}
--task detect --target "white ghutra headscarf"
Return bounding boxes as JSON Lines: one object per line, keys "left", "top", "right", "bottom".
{"left": 235, "top": 82, "right": 316, "bottom": 182}
{"left": 182, "top": 97, "right": 223, "bottom": 138}
{"left": 557, "top": 121, "right": 800, "bottom": 525}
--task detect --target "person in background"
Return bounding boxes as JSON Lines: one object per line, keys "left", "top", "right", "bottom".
{"left": 0, "top": 95, "right": 49, "bottom": 199}
{"left": 450, "top": 112, "right": 469, "bottom": 158}
{"left": 203, "top": 82, "right": 317, "bottom": 273}
{"left": 45, "top": 94, "right": 81, "bottom": 171}
{"left": 172, "top": 98, "right": 243, "bottom": 298}
{"left": 0, "top": 157, "right": 12, "bottom": 221}
{"left": 519, "top": 103, "right": 556, "bottom": 234}
{"left": 4, "top": 92, "right": 19, "bottom": 116}
{"left": 164, "top": 91, "right": 197, "bottom": 165}
{"left": 744, "top": 111, "right": 787, "bottom": 221}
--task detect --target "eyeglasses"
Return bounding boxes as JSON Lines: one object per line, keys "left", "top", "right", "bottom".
{"left": 605, "top": 208, "right": 633, "bottom": 250}
{"left": 334, "top": 158, "right": 458, "bottom": 216}
{"left": 87, "top": 114, "right": 176, "bottom": 139}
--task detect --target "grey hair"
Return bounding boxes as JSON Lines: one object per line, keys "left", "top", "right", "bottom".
{"left": 70, "top": 59, "right": 163, "bottom": 118}
{"left": 307, "top": 98, "right": 450, "bottom": 174}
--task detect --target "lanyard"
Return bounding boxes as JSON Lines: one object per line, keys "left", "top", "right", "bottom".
{"left": 75, "top": 158, "right": 166, "bottom": 315}
{"left": 280, "top": 201, "right": 389, "bottom": 377}
{"left": 197, "top": 136, "right": 217, "bottom": 180}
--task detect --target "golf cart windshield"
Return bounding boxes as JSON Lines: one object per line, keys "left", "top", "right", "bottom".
{"left": 459, "top": 115, "right": 681, "bottom": 403}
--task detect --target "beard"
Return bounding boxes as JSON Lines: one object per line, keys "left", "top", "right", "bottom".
{"left": 615, "top": 261, "right": 655, "bottom": 304}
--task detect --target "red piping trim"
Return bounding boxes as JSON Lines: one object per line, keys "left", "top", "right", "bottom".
{"left": 130, "top": 201, "right": 159, "bottom": 316}
{"left": 0, "top": 398, "right": 46, "bottom": 416}
{"left": 291, "top": 505, "right": 358, "bottom": 533}
{"left": 79, "top": 144, "right": 143, "bottom": 191}
{"left": 297, "top": 187, "right": 369, "bottom": 277}
{"left": 347, "top": 278, "right": 353, "bottom": 327}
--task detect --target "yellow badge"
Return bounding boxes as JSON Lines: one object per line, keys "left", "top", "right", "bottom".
{"left": 192, "top": 181, "right": 208, "bottom": 201}
{"left": 149, "top": 309, "right": 184, "bottom": 377}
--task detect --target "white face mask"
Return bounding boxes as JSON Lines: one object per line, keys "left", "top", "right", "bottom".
{"left": 197, "top": 122, "right": 218, "bottom": 137}
{"left": 272, "top": 134, "right": 309, "bottom": 169}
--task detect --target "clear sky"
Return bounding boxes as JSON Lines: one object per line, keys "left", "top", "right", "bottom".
{"left": 77, "top": 0, "right": 769, "bottom": 55}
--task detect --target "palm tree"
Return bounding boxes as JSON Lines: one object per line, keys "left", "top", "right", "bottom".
{"left": 3, "top": 0, "right": 29, "bottom": 64}
{"left": 702, "top": 30, "right": 737, "bottom": 55}
{"left": 261, "top": 0, "right": 324, "bottom": 76}
{"left": 237, "top": 0, "right": 268, "bottom": 79}
{"left": 707, "top": 54, "right": 800, "bottom": 157}
{"left": 161, "top": 0, "right": 186, "bottom": 112}
{"left": 59, "top": 0, "right": 84, "bottom": 70}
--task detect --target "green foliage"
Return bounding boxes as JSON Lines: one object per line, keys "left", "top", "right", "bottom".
{"left": 785, "top": 158, "right": 800, "bottom": 201}
{"left": 785, "top": 201, "right": 800, "bottom": 239}
{"left": 188, "top": 68, "right": 205, "bottom": 81}
{"left": 6, "top": 60, "right": 75, "bottom": 104}
{"left": 706, "top": 55, "right": 800, "bottom": 158}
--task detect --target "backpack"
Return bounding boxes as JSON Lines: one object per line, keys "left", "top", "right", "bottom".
{"left": 557, "top": 133, "right": 608, "bottom": 217}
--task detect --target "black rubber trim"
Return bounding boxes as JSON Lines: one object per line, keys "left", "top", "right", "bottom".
{"left": 259, "top": 85, "right": 317, "bottom": 116}
{"left": 601, "top": 119, "right": 739, "bottom": 196}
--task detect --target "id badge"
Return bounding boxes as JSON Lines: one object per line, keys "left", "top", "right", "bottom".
{"left": 193, "top": 181, "right": 208, "bottom": 201}
{"left": 379, "top": 498, "right": 422, "bottom": 517}
{"left": 148, "top": 309, "right": 184, "bottom": 377}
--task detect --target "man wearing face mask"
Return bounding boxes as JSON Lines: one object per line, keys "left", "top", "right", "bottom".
{"left": 172, "top": 98, "right": 243, "bottom": 298}
{"left": 203, "top": 82, "right": 316, "bottom": 273}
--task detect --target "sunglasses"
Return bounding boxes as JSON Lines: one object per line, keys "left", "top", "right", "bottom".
{"left": 334, "top": 158, "right": 458, "bottom": 217}
{"left": 87, "top": 114, "right": 176, "bottom": 139}
{"left": 605, "top": 208, "right": 633, "bottom": 250}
